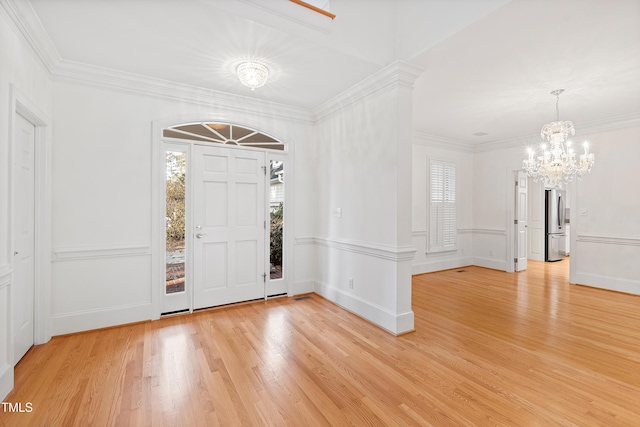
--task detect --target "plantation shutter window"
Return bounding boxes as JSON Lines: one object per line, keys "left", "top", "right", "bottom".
{"left": 428, "top": 159, "right": 456, "bottom": 253}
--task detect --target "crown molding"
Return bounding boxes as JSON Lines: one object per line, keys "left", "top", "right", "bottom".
{"left": 576, "top": 112, "right": 640, "bottom": 136}
{"left": 53, "top": 60, "right": 314, "bottom": 124}
{"left": 474, "top": 112, "right": 640, "bottom": 153}
{"left": 2, "top": 0, "right": 313, "bottom": 124}
{"left": 412, "top": 131, "right": 474, "bottom": 153}
{"left": 1, "top": 0, "right": 60, "bottom": 73}
{"left": 313, "top": 61, "right": 424, "bottom": 123}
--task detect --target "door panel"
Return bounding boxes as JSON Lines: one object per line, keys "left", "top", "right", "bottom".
{"left": 193, "top": 145, "right": 266, "bottom": 309}
{"left": 527, "top": 177, "right": 545, "bottom": 261}
{"left": 14, "top": 114, "right": 35, "bottom": 363}
{"left": 515, "top": 171, "right": 528, "bottom": 271}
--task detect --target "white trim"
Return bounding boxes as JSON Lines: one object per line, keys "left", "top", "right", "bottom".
{"left": 300, "top": 236, "right": 416, "bottom": 262}
{"left": 472, "top": 256, "right": 509, "bottom": 271}
{"left": 294, "top": 236, "right": 316, "bottom": 245}
{"left": 51, "top": 302, "right": 153, "bottom": 336}
{"left": 313, "top": 281, "right": 414, "bottom": 335}
{"left": 292, "top": 280, "right": 315, "bottom": 295}
{"left": 412, "top": 257, "right": 474, "bottom": 275}
{"left": 572, "top": 272, "right": 640, "bottom": 296}
{"left": 52, "top": 244, "right": 151, "bottom": 261}
{"left": 412, "top": 132, "right": 474, "bottom": 153}
{"left": 54, "top": 60, "right": 313, "bottom": 124}
{"left": 574, "top": 113, "right": 640, "bottom": 135}
{"left": 0, "top": 0, "right": 60, "bottom": 74}
{"left": 314, "top": 61, "right": 424, "bottom": 122}
{"left": 474, "top": 113, "right": 640, "bottom": 153}
{"left": 575, "top": 233, "right": 640, "bottom": 246}
{"left": 471, "top": 228, "right": 508, "bottom": 236}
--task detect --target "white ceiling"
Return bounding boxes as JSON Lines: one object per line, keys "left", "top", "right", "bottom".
{"left": 26, "top": 0, "right": 640, "bottom": 144}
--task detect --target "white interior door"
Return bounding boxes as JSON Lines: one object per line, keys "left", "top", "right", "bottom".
{"left": 515, "top": 170, "right": 528, "bottom": 271}
{"left": 13, "top": 114, "right": 35, "bottom": 363}
{"left": 527, "top": 177, "right": 545, "bottom": 261}
{"left": 192, "top": 145, "right": 266, "bottom": 309}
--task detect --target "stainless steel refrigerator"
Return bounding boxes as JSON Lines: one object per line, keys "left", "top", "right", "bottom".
{"left": 545, "top": 189, "right": 566, "bottom": 262}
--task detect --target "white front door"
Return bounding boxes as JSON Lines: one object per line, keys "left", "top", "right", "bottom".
{"left": 515, "top": 170, "right": 528, "bottom": 271}
{"left": 192, "top": 145, "right": 266, "bottom": 309}
{"left": 13, "top": 114, "right": 36, "bottom": 363}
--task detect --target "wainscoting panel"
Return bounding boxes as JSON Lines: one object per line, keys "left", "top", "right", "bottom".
{"left": 411, "top": 230, "right": 473, "bottom": 274}
{"left": 312, "top": 237, "right": 415, "bottom": 334}
{"left": 51, "top": 247, "right": 153, "bottom": 335}
{"left": 573, "top": 234, "right": 640, "bottom": 295}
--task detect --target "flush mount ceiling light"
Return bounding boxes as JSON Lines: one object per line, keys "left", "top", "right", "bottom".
{"left": 523, "top": 89, "right": 595, "bottom": 188}
{"left": 236, "top": 61, "right": 269, "bottom": 90}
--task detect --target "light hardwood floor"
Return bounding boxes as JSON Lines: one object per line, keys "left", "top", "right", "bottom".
{"left": 2, "top": 259, "right": 639, "bottom": 426}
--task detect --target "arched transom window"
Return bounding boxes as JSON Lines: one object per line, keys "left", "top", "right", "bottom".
{"left": 163, "top": 122, "right": 285, "bottom": 151}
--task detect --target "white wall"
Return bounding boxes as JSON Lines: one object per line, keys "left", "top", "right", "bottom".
{"left": 570, "top": 125, "right": 640, "bottom": 295}
{"left": 471, "top": 146, "right": 523, "bottom": 271}
{"left": 411, "top": 137, "right": 474, "bottom": 274}
{"left": 0, "top": 3, "right": 52, "bottom": 400}
{"left": 48, "top": 78, "right": 316, "bottom": 334}
{"left": 312, "top": 62, "right": 420, "bottom": 334}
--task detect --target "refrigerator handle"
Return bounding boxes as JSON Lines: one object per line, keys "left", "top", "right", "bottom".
{"left": 558, "top": 195, "right": 563, "bottom": 229}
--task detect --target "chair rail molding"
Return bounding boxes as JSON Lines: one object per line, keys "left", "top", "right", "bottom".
{"left": 576, "top": 233, "right": 640, "bottom": 246}
{"left": 52, "top": 243, "right": 151, "bottom": 261}
{"left": 299, "top": 236, "right": 416, "bottom": 262}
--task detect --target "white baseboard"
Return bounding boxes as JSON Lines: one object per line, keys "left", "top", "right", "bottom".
{"left": 52, "top": 302, "right": 153, "bottom": 336}
{"left": 291, "top": 280, "right": 315, "bottom": 296}
{"left": 412, "top": 256, "right": 474, "bottom": 275}
{"left": 472, "top": 256, "right": 508, "bottom": 272}
{"left": 314, "top": 281, "right": 414, "bottom": 335}
{"left": 0, "top": 363, "right": 13, "bottom": 401}
{"left": 573, "top": 272, "right": 640, "bottom": 296}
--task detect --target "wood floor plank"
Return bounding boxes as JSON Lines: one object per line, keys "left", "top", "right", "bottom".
{"left": 2, "top": 259, "right": 639, "bottom": 426}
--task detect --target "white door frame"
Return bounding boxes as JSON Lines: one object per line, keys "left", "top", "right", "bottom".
{"left": 151, "top": 117, "right": 291, "bottom": 319}
{"left": 9, "top": 84, "right": 52, "bottom": 352}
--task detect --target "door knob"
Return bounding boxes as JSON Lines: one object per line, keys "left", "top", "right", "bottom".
{"left": 196, "top": 233, "right": 205, "bottom": 239}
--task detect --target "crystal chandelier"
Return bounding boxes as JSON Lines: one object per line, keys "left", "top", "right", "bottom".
{"left": 523, "top": 89, "right": 595, "bottom": 188}
{"left": 236, "top": 61, "right": 269, "bottom": 90}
